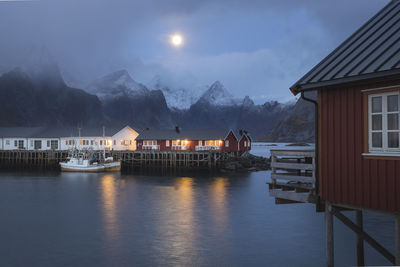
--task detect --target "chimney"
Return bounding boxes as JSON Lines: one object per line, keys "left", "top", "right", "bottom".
{"left": 175, "top": 126, "right": 180, "bottom": 133}
{"left": 239, "top": 129, "right": 243, "bottom": 136}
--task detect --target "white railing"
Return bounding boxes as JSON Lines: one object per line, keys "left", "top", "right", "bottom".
{"left": 172, "top": 145, "right": 188, "bottom": 150}
{"left": 195, "top": 145, "right": 221, "bottom": 151}
{"left": 142, "top": 145, "right": 160, "bottom": 150}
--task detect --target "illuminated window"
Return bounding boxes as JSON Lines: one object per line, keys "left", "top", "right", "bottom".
{"left": 225, "top": 140, "right": 229, "bottom": 147}
{"left": 166, "top": 140, "right": 170, "bottom": 147}
{"left": 199, "top": 140, "right": 202, "bottom": 146}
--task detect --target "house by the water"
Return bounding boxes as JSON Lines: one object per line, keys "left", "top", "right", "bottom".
{"left": 273, "top": 0, "right": 400, "bottom": 266}
{"left": 0, "top": 126, "right": 250, "bottom": 152}
{"left": 0, "top": 126, "right": 139, "bottom": 151}
{"left": 136, "top": 128, "right": 251, "bottom": 152}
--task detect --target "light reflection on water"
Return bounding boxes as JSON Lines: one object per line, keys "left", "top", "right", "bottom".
{"left": 100, "top": 175, "right": 118, "bottom": 245}
{"left": 0, "top": 162, "right": 395, "bottom": 266}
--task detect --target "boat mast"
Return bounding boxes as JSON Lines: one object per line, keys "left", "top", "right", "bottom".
{"left": 103, "top": 126, "right": 106, "bottom": 160}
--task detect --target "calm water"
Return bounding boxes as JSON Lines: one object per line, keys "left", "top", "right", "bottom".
{"left": 0, "top": 143, "right": 395, "bottom": 266}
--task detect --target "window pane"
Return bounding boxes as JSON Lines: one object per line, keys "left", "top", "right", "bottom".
{"left": 387, "top": 95, "right": 399, "bottom": 112}
{"left": 372, "top": 132, "right": 382, "bottom": 148}
{"left": 388, "top": 114, "right": 399, "bottom": 130}
{"left": 372, "top": 114, "right": 382, "bottom": 130}
{"left": 388, "top": 132, "right": 399, "bottom": 148}
{"left": 372, "top": 96, "right": 382, "bottom": 113}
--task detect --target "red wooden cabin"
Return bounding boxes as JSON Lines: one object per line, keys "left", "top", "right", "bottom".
{"left": 289, "top": 1, "right": 400, "bottom": 265}
{"left": 136, "top": 128, "right": 251, "bottom": 152}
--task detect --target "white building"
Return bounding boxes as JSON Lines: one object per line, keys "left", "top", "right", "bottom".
{"left": 0, "top": 126, "right": 139, "bottom": 151}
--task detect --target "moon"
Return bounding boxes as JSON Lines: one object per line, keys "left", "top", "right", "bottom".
{"left": 171, "top": 34, "right": 183, "bottom": 47}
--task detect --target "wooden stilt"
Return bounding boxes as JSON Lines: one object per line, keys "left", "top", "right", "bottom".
{"left": 396, "top": 215, "right": 400, "bottom": 266}
{"left": 356, "top": 210, "right": 364, "bottom": 266}
{"left": 326, "top": 202, "right": 334, "bottom": 267}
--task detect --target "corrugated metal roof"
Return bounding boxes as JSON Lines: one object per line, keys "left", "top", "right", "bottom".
{"left": 291, "top": 0, "right": 400, "bottom": 94}
{"left": 136, "top": 129, "right": 234, "bottom": 140}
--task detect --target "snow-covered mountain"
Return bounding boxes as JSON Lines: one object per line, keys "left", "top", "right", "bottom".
{"left": 198, "top": 81, "right": 240, "bottom": 106}
{"left": 149, "top": 75, "right": 205, "bottom": 109}
{"left": 86, "top": 70, "right": 149, "bottom": 100}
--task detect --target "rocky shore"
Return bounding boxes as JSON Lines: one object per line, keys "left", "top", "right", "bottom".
{"left": 221, "top": 152, "right": 270, "bottom": 172}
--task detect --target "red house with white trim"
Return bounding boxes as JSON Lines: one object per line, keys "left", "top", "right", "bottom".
{"left": 136, "top": 128, "right": 251, "bottom": 152}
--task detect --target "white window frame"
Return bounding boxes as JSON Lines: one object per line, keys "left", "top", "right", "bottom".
{"left": 368, "top": 91, "right": 400, "bottom": 153}
{"left": 166, "top": 140, "right": 170, "bottom": 147}
{"left": 225, "top": 140, "right": 229, "bottom": 147}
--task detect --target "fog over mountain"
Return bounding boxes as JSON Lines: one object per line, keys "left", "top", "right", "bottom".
{"left": 0, "top": 0, "right": 387, "bottom": 103}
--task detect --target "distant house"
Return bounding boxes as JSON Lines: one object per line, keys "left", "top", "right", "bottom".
{"left": 0, "top": 126, "right": 139, "bottom": 151}
{"left": 0, "top": 127, "right": 60, "bottom": 150}
{"left": 136, "top": 128, "right": 251, "bottom": 152}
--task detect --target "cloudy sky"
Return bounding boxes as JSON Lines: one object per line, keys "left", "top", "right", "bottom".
{"left": 0, "top": 0, "right": 389, "bottom": 103}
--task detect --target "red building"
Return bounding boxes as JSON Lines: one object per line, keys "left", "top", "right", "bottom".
{"left": 136, "top": 128, "right": 251, "bottom": 152}
{"left": 289, "top": 1, "right": 400, "bottom": 265}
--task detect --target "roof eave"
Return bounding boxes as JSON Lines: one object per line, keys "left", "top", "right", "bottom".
{"left": 293, "top": 69, "right": 400, "bottom": 93}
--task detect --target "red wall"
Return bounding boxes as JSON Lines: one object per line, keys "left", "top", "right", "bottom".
{"left": 238, "top": 135, "right": 251, "bottom": 151}
{"left": 319, "top": 85, "right": 400, "bottom": 212}
{"left": 222, "top": 131, "right": 239, "bottom": 152}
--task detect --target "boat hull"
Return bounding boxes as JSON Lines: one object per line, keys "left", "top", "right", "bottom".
{"left": 60, "top": 161, "right": 121, "bottom": 173}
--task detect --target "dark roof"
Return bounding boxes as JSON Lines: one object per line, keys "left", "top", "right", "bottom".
{"left": 0, "top": 126, "right": 124, "bottom": 138}
{"left": 136, "top": 129, "right": 234, "bottom": 140}
{"left": 291, "top": 0, "right": 400, "bottom": 94}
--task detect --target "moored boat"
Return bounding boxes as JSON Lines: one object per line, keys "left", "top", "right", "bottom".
{"left": 59, "top": 126, "right": 121, "bottom": 172}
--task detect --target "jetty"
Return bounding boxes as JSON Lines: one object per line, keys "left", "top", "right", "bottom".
{"left": 0, "top": 149, "right": 238, "bottom": 171}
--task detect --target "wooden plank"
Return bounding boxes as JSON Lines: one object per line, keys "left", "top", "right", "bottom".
{"left": 269, "top": 189, "right": 313, "bottom": 203}
{"left": 270, "top": 150, "right": 315, "bottom": 157}
{"left": 271, "top": 162, "right": 314, "bottom": 170}
{"left": 271, "top": 173, "right": 315, "bottom": 184}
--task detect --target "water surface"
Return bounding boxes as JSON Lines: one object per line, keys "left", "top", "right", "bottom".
{"left": 0, "top": 143, "right": 395, "bottom": 266}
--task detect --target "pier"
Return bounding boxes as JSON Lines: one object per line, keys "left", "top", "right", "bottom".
{"left": 0, "top": 150, "right": 237, "bottom": 171}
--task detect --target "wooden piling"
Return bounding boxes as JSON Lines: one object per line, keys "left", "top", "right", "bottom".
{"left": 326, "top": 202, "right": 334, "bottom": 267}
{"left": 356, "top": 210, "right": 364, "bottom": 266}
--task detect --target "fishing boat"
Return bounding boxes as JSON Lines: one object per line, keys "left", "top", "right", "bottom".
{"left": 59, "top": 127, "right": 121, "bottom": 172}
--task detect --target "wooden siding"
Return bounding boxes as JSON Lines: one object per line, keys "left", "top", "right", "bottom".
{"left": 319, "top": 85, "right": 400, "bottom": 212}
{"left": 222, "top": 131, "right": 238, "bottom": 152}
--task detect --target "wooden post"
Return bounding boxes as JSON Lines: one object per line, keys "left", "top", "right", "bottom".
{"left": 326, "top": 202, "right": 334, "bottom": 267}
{"left": 396, "top": 215, "right": 400, "bottom": 266}
{"left": 356, "top": 210, "right": 364, "bottom": 266}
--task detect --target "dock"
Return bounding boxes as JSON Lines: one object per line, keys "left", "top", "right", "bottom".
{"left": 0, "top": 149, "right": 235, "bottom": 171}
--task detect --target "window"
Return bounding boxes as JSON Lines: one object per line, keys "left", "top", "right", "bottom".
{"left": 166, "top": 140, "right": 170, "bottom": 147}
{"left": 18, "top": 140, "right": 24, "bottom": 149}
{"left": 369, "top": 92, "right": 400, "bottom": 152}
{"left": 114, "top": 140, "right": 116, "bottom": 145}
{"left": 34, "top": 140, "right": 42, "bottom": 150}
{"left": 91, "top": 140, "right": 94, "bottom": 146}
{"left": 5, "top": 140, "right": 10, "bottom": 145}
{"left": 30, "top": 140, "right": 33, "bottom": 147}
{"left": 100, "top": 140, "right": 103, "bottom": 146}
{"left": 244, "top": 141, "right": 247, "bottom": 147}
{"left": 225, "top": 140, "right": 229, "bottom": 147}
{"left": 14, "top": 140, "right": 17, "bottom": 147}
{"left": 198, "top": 140, "right": 202, "bottom": 146}
{"left": 50, "top": 140, "right": 58, "bottom": 150}
{"left": 47, "top": 140, "right": 50, "bottom": 147}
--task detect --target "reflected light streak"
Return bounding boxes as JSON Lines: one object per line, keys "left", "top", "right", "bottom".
{"left": 101, "top": 175, "right": 118, "bottom": 242}
{"left": 210, "top": 177, "right": 229, "bottom": 230}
